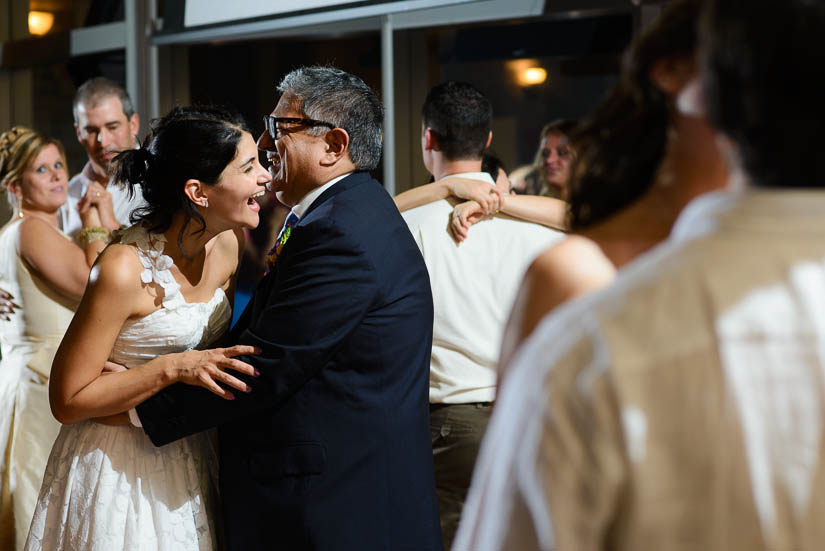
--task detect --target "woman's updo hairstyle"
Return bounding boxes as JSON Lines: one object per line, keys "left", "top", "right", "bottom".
{"left": 0, "top": 126, "right": 68, "bottom": 210}
{"left": 567, "top": 0, "right": 700, "bottom": 230}
{"left": 112, "top": 105, "right": 248, "bottom": 249}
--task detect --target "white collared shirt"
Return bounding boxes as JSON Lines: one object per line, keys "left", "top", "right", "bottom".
{"left": 456, "top": 188, "right": 825, "bottom": 551}
{"left": 59, "top": 162, "right": 146, "bottom": 240}
{"left": 402, "top": 172, "right": 565, "bottom": 404}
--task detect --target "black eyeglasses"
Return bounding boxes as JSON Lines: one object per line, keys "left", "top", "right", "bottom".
{"left": 263, "top": 116, "right": 336, "bottom": 140}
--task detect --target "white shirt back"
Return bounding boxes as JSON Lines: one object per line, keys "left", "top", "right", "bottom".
{"left": 402, "top": 172, "right": 565, "bottom": 403}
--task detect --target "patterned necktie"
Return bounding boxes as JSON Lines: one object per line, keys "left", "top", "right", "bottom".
{"left": 265, "top": 211, "right": 299, "bottom": 273}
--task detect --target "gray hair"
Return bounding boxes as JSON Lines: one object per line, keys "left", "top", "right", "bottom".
{"left": 277, "top": 66, "right": 383, "bottom": 171}
{"left": 73, "top": 77, "right": 136, "bottom": 123}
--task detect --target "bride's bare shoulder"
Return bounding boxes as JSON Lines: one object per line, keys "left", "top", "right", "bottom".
{"left": 87, "top": 242, "right": 145, "bottom": 295}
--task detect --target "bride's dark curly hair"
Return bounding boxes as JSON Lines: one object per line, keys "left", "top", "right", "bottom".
{"left": 567, "top": 0, "right": 701, "bottom": 230}
{"left": 111, "top": 105, "right": 249, "bottom": 252}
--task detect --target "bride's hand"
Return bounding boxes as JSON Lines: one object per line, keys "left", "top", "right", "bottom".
{"left": 172, "top": 345, "right": 261, "bottom": 400}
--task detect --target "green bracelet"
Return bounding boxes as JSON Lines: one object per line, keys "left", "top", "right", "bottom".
{"left": 77, "top": 226, "right": 110, "bottom": 247}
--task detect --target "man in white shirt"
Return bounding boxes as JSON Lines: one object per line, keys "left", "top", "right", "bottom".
{"left": 402, "top": 81, "right": 564, "bottom": 549}
{"left": 455, "top": 1, "right": 825, "bottom": 550}
{"left": 62, "top": 77, "right": 146, "bottom": 239}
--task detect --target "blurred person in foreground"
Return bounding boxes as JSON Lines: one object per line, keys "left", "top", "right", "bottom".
{"left": 499, "top": 0, "right": 728, "bottom": 365}
{"left": 455, "top": 0, "right": 825, "bottom": 549}
{"left": 0, "top": 127, "right": 112, "bottom": 550}
{"left": 401, "top": 81, "right": 565, "bottom": 549}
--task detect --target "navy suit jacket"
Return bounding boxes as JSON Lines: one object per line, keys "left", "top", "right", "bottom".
{"left": 137, "top": 172, "right": 442, "bottom": 551}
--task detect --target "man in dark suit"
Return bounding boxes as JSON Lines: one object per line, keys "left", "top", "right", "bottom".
{"left": 135, "top": 67, "right": 442, "bottom": 551}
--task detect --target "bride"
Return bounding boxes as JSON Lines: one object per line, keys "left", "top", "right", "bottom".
{"left": 25, "top": 106, "right": 271, "bottom": 550}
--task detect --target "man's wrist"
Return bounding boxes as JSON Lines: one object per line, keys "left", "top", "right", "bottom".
{"left": 160, "top": 354, "right": 183, "bottom": 387}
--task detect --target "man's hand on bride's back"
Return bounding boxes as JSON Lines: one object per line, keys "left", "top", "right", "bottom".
{"left": 172, "top": 345, "right": 262, "bottom": 400}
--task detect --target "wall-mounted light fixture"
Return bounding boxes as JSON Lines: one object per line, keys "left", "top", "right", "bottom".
{"left": 520, "top": 67, "right": 547, "bottom": 86}
{"left": 28, "top": 11, "right": 54, "bottom": 36}
{"left": 507, "top": 59, "right": 548, "bottom": 87}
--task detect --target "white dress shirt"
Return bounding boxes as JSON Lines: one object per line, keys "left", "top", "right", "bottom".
{"left": 59, "top": 162, "right": 146, "bottom": 240}
{"left": 402, "top": 172, "right": 565, "bottom": 404}
{"left": 456, "top": 188, "right": 825, "bottom": 551}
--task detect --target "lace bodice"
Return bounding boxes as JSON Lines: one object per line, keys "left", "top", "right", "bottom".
{"left": 110, "top": 225, "right": 231, "bottom": 368}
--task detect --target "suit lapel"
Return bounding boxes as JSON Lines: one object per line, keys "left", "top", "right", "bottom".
{"left": 239, "top": 172, "right": 375, "bottom": 333}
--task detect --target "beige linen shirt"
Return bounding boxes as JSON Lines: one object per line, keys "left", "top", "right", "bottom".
{"left": 455, "top": 189, "right": 825, "bottom": 551}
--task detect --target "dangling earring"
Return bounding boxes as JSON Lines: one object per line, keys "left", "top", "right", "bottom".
{"left": 202, "top": 200, "right": 209, "bottom": 208}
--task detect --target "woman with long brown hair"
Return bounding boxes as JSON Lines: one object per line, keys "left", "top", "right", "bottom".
{"left": 499, "top": 0, "right": 729, "bottom": 366}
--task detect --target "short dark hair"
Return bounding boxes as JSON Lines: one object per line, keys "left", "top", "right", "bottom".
{"left": 112, "top": 105, "right": 248, "bottom": 254}
{"left": 482, "top": 153, "right": 506, "bottom": 182}
{"left": 701, "top": 0, "right": 825, "bottom": 188}
{"left": 422, "top": 81, "right": 492, "bottom": 161}
{"left": 568, "top": 0, "right": 700, "bottom": 230}
{"left": 73, "top": 77, "right": 136, "bottom": 122}
{"left": 277, "top": 66, "right": 383, "bottom": 171}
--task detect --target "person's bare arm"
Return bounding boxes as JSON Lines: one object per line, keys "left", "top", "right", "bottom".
{"left": 394, "top": 177, "right": 502, "bottom": 214}
{"left": 17, "top": 215, "right": 106, "bottom": 303}
{"left": 49, "top": 243, "right": 258, "bottom": 425}
{"left": 499, "top": 194, "right": 567, "bottom": 230}
{"left": 451, "top": 194, "right": 569, "bottom": 242}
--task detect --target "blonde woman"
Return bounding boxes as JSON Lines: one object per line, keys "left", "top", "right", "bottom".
{"left": 0, "top": 127, "right": 113, "bottom": 550}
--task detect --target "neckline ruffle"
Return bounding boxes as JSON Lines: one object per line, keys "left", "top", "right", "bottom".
{"left": 117, "top": 225, "right": 185, "bottom": 309}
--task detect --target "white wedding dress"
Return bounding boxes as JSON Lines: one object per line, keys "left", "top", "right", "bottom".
{"left": 25, "top": 225, "right": 231, "bottom": 551}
